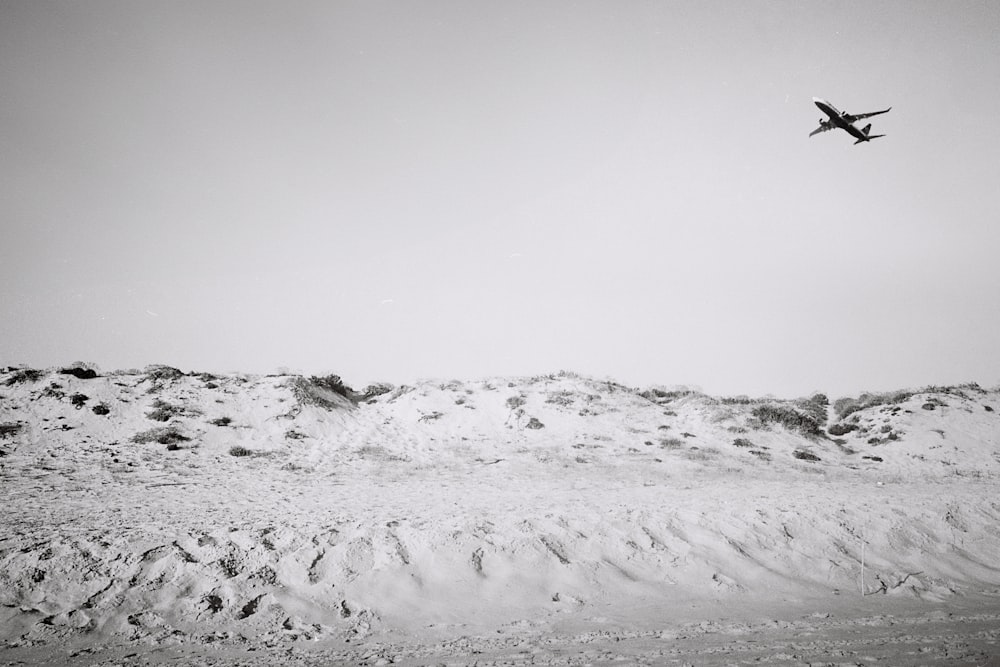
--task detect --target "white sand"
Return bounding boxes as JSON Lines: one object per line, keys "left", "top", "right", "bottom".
{"left": 1, "top": 367, "right": 999, "bottom": 665}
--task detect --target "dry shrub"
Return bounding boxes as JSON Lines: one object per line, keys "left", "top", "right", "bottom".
{"left": 132, "top": 427, "right": 191, "bottom": 445}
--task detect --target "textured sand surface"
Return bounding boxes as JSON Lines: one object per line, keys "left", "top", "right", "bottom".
{"left": 2, "top": 367, "right": 999, "bottom": 665}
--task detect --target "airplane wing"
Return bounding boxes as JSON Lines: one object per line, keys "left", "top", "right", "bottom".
{"left": 844, "top": 107, "right": 891, "bottom": 122}
{"left": 809, "top": 123, "right": 833, "bottom": 137}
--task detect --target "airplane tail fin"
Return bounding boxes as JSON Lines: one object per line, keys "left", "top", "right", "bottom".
{"left": 854, "top": 123, "right": 885, "bottom": 144}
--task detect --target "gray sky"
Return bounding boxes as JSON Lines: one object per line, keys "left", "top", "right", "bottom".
{"left": 3, "top": 1, "right": 999, "bottom": 397}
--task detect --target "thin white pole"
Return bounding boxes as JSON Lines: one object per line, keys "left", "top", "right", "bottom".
{"left": 860, "top": 539, "right": 866, "bottom": 596}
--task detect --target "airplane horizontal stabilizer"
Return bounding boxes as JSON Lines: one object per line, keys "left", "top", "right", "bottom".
{"left": 854, "top": 134, "right": 885, "bottom": 145}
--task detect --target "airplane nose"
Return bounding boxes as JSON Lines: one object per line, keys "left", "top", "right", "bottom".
{"left": 812, "top": 96, "right": 824, "bottom": 104}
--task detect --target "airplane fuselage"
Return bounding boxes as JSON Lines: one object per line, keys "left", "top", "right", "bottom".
{"left": 813, "top": 98, "right": 872, "bottom": 142}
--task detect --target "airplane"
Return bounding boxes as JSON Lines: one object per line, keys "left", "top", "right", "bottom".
{"left": 809, "top": 97, "right": 891, "bottom": 144}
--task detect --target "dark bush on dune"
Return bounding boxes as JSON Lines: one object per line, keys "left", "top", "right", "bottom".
{"left": 60, "top": 367, "right": 98, "bottom": 380}
{"left": 0, "top": 422, "right": 24, "bottom": 438}
{"left": 146, "top": 399, "right": 180, "bottom": 422}
{"left": 827, "top": 422, "right": 858, "bottom": 436}
{"left": 360, "top": 383, "right": 394, "bottom": 403}
{"left": 142, "top": 365, "right": 185, "bottom": 392}
{"left": 309, "top": 375, "right": 353, "bottom": 399}
{"left": 751, "top": 404, "right": 824, "bottom": 438}
{"left": 795, "top": 393, "right": 829, "bottom": 424}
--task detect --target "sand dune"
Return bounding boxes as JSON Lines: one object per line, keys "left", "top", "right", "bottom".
{"left": 2, "top": 366, "right": 999, "bottom": 665}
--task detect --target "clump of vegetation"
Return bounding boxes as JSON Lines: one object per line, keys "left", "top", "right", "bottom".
{"left": 796, "top": 393, "right": 828, "bottom": 423}
{"left": 793, "top": 450, "right": 821, "bottom": 462}
{"left": 506, "top": 395, "right": 526, "bottom": 409}
{"left": 142, "top": 365, "right": 185, "bottom": 390}
{"left": 833, "top": 384, "right": 982, "bottom": 420}
{"left": 146, "top": 399, "right": 183, "bottom": 422}
{"left": 209, "top": 416, "right": 232, "bottom": 426}
{"left": 229, "top": 446, "right": 256, "bottom": 457}
{"left": 309, "top": 374, "right": 353, "bottom": 399}
{"left": 1, "top": 422, "right": 24, "bottom": 438}
{"left": 41, "top": 383, "right": 65, "bottom": 399}
{"left": 732, "top": 438, "right": 754, "bottom": 448}
{"left": 4, "top": 368, "right": 44, "bottom": 385}
{"left": 92, "top": 403, "right": 111, "bottom": 416}
{"left": 360, "top": 382, "right": 394, "bottom": 403}
{"left": 640, "top": 387, "right": 699, "bottom": 403}
{"left": 545, "top": 391, "right": 576, "bottom": 406}
{"left": 719, "top": 395, "right": 767, "bottom": 405}
{"left": 59, "top": 367, "right": 98, "bottom": 380}
{"left": 827, "top": 422, "right": 858, "bottom": 436}
{"left": 659, "top": 437, "right": 684, "bottom": 450}
{"left": 286, "top": 375, "right": 356, "bottom": 411}
{"left": 418, "top": 411, "right": 444, "bottom": 422}
{"left": 132, "top": 427, "right": 191, "bottom": 446}
{"left": 70, "top": 393, "right": 89, "bottom": 409}
{"left": 525, "top": 417, "right": 545, "bottom": 429}
{"left": 750, "top": 404, "right": 824, "bottom": 438}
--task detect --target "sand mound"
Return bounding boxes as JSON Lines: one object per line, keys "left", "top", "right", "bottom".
{"left": 2, "top": 367, "right": 999, "bottom": 662}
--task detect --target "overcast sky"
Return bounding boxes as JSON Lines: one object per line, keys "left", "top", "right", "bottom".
{"left": 3, "top": 1, "right": 999, "bottom": 397}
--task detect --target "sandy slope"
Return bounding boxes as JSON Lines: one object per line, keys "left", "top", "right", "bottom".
{"left": 1, "top": 366, "right": 999, "bottom": 665}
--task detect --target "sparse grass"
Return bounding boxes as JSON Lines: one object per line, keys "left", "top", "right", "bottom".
{"left": 355, "top": 445, "right": 409, "bottom": 462}
{"left": 680, "top": 446, "right": 720, "bottom": 461}
{"left": 146, "top": 399, "right": 186, "bottom": 422}
{"left": 545, "top": 391, "right": 576, "bottom": 406}
{"left": 4, "top": 368, "right": 44, "bottom": 385}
